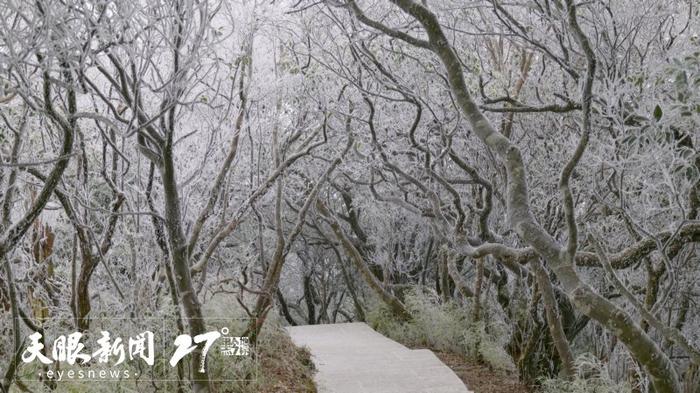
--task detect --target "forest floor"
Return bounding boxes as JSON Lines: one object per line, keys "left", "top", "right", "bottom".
{"left": 433, "top": 351, "right": 530, "bottom": 393}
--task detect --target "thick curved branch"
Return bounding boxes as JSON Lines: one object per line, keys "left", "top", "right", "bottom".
{"left": 591, "top": 234, "right": 700, "bottom": 366}
{"left": 344, "top": 0, "right": 431, "bottom": 49}
{"left": 559, "top": 0, "right": 597, "bottom": 263}
{"left": 360, "top": 2, "right": 684, "bottom": 390}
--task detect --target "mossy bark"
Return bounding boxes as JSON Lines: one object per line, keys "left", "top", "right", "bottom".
{"left": 377, "top": 2, "right": 683, "bottom": 391}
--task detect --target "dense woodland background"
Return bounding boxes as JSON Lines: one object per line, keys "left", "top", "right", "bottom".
{"left": 1, "top": 0, "right": 699, "bottom": 392}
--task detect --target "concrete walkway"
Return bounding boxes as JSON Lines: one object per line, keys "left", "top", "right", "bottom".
{"left": 286, "top": 322, "right": 473, "bottom": 393}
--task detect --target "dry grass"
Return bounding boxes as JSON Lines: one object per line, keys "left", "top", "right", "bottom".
{"left": 253, "top": 329, "right": 317, "bottom": 393}
{"left": 434, "top": 350, "right": 530, "bottom": 393}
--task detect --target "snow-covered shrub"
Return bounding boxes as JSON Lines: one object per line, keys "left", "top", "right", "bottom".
{"left": 539, "top": 354, "right": 632, "bottom": 393}
{"left": 366, "top": 287, "right": 514, "bottom": 371}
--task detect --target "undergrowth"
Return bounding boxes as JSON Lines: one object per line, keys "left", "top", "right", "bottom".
{"left": 366, "top": 287, "right": 635, "bottom": 393}
{"left": 539, "top": 354, "right": 632, "bottom": 393}
{"left": 366, "top": 287, "right": 515, "bottom": 372}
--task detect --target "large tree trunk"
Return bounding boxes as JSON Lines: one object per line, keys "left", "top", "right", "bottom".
{"left": 533, "top": 259, "right": 576, "bottom": 380}
{"left": 160, "top": 147, "right": 209, "bottom": 393}
{"left": 75, "top": 250, "right": 97, "bottom": 331}
{"left": 446, "top": 255, "right": 474, "bottom": 299}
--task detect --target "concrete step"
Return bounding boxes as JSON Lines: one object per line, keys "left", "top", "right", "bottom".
{"left": 287, "top": 322, "right": 473, "bottom": 393}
